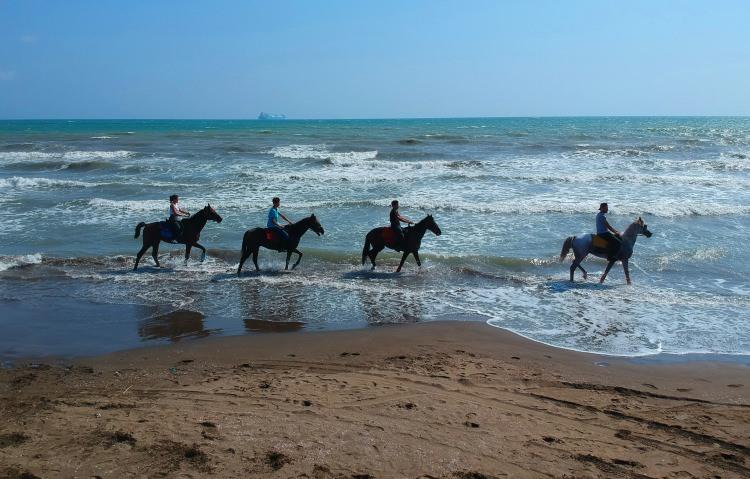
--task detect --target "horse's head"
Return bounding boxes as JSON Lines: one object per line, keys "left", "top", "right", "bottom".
{"left": 309, "top": 214, "right": 324, "bottom": 236}
{"left": 204, "top": 204, "right": 223, "bottom": 223}
{"left": 636, "top": 217, "right": 652, "bottom": 238}
{"left": 424, "top": 214, "right": 441, "bottom": 236}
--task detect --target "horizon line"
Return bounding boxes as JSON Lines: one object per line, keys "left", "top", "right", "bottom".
{"left": 1, "top": 114, "right": 749, "bottom": 121}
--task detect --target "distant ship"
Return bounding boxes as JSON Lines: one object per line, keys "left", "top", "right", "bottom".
{"left": 258, "top": 112, "right": 287, "bottom": 120}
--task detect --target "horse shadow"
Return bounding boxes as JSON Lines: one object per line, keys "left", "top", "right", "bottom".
{"left": 122, "top": 265, "right": 177, "bottom": 276}
{"left": 233, "top": 269, "right": 295, "bottom": 279}
{"left": 343, "top": 270, "right": 403, "bottom": 280}
{"left": 546, "top": 279, "right": 616, "bottom": 293}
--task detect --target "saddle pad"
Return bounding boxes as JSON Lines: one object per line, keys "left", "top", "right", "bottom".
{"left": 265, "top": 230, "right": 278, "bottom": 242}
{"left": 592, "top": 234, "right": 608, "bottom": 248}
{"left": 159, "top": 222, "right": 176, "bottom": 240}
{"left": 382, "top": 228, "right": 397, "bottom": 244}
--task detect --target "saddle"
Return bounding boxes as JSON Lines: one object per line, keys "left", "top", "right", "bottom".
{"left": 265, "top": 228, "right": 289, "bottom": 251}
{"left": 159, "top": 221, "right": 180, "bottom": 243}
{"left": 591, "top": 234, "right": 620, "bottom": 259}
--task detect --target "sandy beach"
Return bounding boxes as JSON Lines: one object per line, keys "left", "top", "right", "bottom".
{"left": 1, "top": 321, "right": 748, "bottom": 478}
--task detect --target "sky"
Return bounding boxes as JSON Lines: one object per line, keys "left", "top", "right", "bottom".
{"left": 1, "top": 0, "right": 749, "bottom": 119}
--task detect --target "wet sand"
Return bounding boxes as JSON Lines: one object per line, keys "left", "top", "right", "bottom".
{"left": 1, "top": 321, "right": 748, "bottom": 478}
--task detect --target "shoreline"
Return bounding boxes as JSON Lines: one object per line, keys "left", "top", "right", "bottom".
{"left": 5, "top": 314, "right": 750, "bottom": 367}
{"left": 1, "top": 321, "right": 748, "bottom": 477}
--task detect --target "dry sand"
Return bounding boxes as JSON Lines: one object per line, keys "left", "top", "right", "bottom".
{"left": 1, "top": 321, "right": 748, "bottom": 478}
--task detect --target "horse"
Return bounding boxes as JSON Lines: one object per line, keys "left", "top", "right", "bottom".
{"left": 237, "top": 214, "right": 325, "bottom": 275}
{"left": 361, "top": 215, "right": 442, "bottom": 272}
{"left": 133, "top": 204, "right": 223, "bottom": 271}
{"left": 560, "top": 217, "right": 653, "bottom": 285}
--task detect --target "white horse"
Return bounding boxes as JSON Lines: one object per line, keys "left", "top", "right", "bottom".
{"left": 560, "top": 217, "right": 653, "bottom": 285}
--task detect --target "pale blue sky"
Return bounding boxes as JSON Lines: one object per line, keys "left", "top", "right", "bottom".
{"left": 1, "top": 0, "right": 748, "bottom": 119}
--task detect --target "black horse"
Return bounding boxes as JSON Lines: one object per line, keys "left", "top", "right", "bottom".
{"left": 237, "top": 214, "right": 325, "bottom": 275}
{"left": 133, "top": 204, "right": 223, "bottom": 271}
{"left": 362, "top": 215, "right": 441, "bottom": 272}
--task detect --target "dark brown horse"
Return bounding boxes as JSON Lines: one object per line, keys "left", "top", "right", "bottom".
{"left": 361, "top": 215, "right": 441, "bottom": 272}
{"left": 237, "top": 214, "right": 324, "bottom": 275}
{"left": 133, "top": 204, "right": 223, "bottom": 271}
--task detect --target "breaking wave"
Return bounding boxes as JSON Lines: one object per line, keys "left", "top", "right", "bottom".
{"left": 267, "top": 144, "right": 378, "bottom": 162}
{"left": 0, "top": 176, "right": 97, "bottom": 189}
{"left": 0, "top": 253, "right": 43, "bottom": 272}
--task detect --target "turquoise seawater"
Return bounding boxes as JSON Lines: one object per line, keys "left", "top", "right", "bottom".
{"left": 0, "top": 117, "right": 748, "bottom": 359}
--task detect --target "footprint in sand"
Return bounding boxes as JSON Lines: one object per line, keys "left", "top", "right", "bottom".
{"left": 727, "top": 384, "right": 744, "bottom": 388}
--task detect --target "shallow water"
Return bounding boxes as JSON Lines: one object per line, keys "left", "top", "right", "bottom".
{"left": 1, "top": 118, "right": 748, "bottom": 359}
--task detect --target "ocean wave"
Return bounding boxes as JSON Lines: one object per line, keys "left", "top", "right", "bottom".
{"left": 90, "top": 136, "right": 114, "bottom": 139}
{"left": 267, "top": 144, "right": 378, "bottom": 163}
{"left": 422, "top": 134, "right": 469, "bottom": 142}
{"left": 1, "top": 143, "right": 35, "bottom": 151}
{"left": 76, "top": 194, "right": 749, "bottom": 219}
{"left": 397, "top": 138, "right": 423, "bottom": 145}
{"left": 0, "top": 151, "right": 133, "bottom": 172}
{"left": 0, "top": 150, "right": 133, "bottom": 162}
{"left": 0, "top": 253, "right": 43, "bottom": 272}
{"left": 1, "top": 159, "right": 114, "bottom": 172}
{"left": 0, "top": 176, "right": 97, "bottom": 189}
{"left": 355, "top": 195, "right": 750, "bottom": 218}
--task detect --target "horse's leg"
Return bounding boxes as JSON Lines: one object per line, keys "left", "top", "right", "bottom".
{"left": 237, "top": 251, "right": 248, "bottom": 276}
{"left": 134, "top": 244, "right": 149, "bottom": 271}
{"left": 194, "top": 242, "right": 207, "bottom": 262}
{"left": 285, "top": 250, "right": 292, "bottom": 270}
{"left": 570, "top": 254, "right": 581, "bottom": 281}
{"left": 252, "top": 248, "right": 260, "bottom": 271}
{"left": 578, "top": 263, "right": 588, "bottom": 280}
{"left": 396, "top": 252, "right": 409, "bottom": 272}
{"left": 369, "top": 245, "right": 384, "bottom": 270}
{"left": 184, "top": 244, "right": 193, "bottom": 264}
{"left": 292, "top": 249, "right": 303, "bottom": 269}
{"left": 600, "top": 260, "right": 616, "bottom": 284}
{"left": 413, "top": 251, "right": 422, "bottom": 268}
{"left": 622, "top": 259, "right": 632, "bottom": 285}
{"left": 152, "top": 241, "right": 161, "bottom": 268}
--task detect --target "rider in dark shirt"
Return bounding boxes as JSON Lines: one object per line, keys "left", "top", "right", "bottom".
{"left": 390, "top": 200, "right": 414, "bottom": 246}
{"left": 596, "top": 202, "right": 621, "bottom": 259}
{"left": 168, "top": 194, "right": 190, "bottom": 241}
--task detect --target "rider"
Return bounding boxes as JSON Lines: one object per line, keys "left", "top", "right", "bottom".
{"left": 168, "top": 194, "right": 190, "bottom": 241}
{"left": 390, "top": 200, "right": 414, "bottom": 246}
{"left": 596, "top": 202, "right": 621, "bottom": 259}
{"left": 268, "top": 197, "right": 292, "bottom": 243}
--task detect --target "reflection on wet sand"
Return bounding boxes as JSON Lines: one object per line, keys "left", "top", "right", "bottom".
{"left": 138, "top": 309, "right": 215, "bottom": 342}
{"left": 240, "top": 282, "right": 306, "bottom": 333}
{"left": 358, "top": 288, "right": 425, "bottom": 326}
{"left": 244, "top": 319, "right": 305, "bottom": 333}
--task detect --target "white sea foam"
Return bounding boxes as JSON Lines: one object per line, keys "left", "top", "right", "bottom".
{"left": 0, "top": 150, "right": 134, "bottom": 162}
{"left": 267, "top": 144, "right": 378, "bottom": 163}
{"left": 0, "top": 253, "right": 43, "bottom": 271}
{"left": 0, "top": 177, "right": 97, "bottom": 189}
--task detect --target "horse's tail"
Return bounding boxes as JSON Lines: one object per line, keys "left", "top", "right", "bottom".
{"left": 361, "top": 233, "right": 372, "bottom": 265}
{"left": 240, "top": 231, "right": 251, "bottom": 260}
{"left": 560, "top": 236, "right": 575, "bottom": 262}
{"left": 134, "top": 222, "right": 146, "bottom": 239}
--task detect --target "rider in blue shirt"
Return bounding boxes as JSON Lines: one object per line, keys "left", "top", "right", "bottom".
{"left": 268, "top": 197, "right": 292, "bottom": 242}
{"left": 596, "top": 202, "right": 621, "bottom": 258}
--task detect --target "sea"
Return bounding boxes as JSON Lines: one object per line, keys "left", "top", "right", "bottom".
{"left": 0, "top": 117, "right": 748, "bottom": 360}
